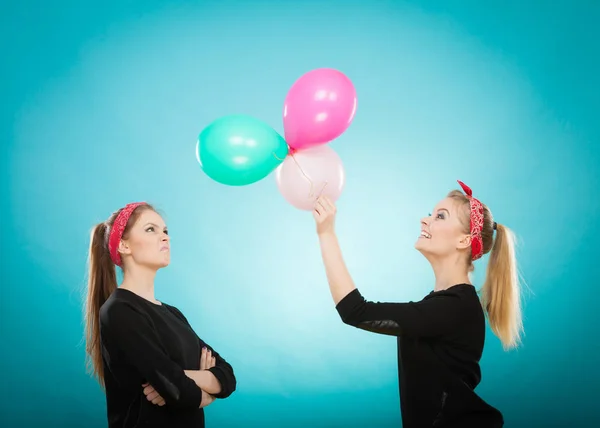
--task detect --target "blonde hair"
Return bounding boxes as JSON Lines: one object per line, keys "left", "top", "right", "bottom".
{"left": 448, "top": 190, "right": 523, "bottom": 350}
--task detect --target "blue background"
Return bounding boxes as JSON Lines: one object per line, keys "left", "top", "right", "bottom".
{"left": 2, "top": 0, "right": 599, "bottom": 426}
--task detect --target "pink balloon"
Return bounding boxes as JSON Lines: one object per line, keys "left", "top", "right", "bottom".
{"left": 275, "top": 145, "right": 346, "bottom": 211}
{"left": 283, "top": 68, "right": 357, "bottom": 151}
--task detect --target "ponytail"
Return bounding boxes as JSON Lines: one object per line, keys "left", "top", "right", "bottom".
{"left": 481, "top": 223, "right": 523, "bottom": 350}
{"left": 84, "top": 203, "right": 153, "bottom": 387}
{"left": 84, "top": 222, "right": 117, "bottom": 388}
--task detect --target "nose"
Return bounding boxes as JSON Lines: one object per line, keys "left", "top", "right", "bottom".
{"left": 161, "top": 233, "right": 169, "bottom": 241}
{"left": 421, "top": 216, "right": 430, "bottom": 226}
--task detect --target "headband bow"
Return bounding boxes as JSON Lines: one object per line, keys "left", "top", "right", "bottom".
{"left": 457, "top": 180, "right": 484, "bottom": 261}
{"left": 108, "top": 202, "right": 146, "bottom": 266}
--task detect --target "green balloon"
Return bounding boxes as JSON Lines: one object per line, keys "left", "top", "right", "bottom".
{"left": 197, "top": 115, "right": 289, "bottom": 186}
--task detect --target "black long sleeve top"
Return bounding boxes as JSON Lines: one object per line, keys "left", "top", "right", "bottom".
{"left": 99, "top": 288, "right": 236, "bottom": 428}
{"left": 335, "top": 283, "right": 504, "bottom": 428}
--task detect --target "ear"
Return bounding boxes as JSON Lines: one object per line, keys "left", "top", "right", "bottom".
{"left": 118, "top": 239, "right": 132, "bottom": 256}
{"left": 456, "top": 234, "right": 472, "bottom": 250}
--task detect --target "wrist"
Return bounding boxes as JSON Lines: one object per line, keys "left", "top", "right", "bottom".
{"left": 318, "top": 230, "right": 336, "bottom": 239}
{"left": 185, "top": 370, "right": 208, "bottom": 383}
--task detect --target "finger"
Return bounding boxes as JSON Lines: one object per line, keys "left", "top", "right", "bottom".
{"left": 151, "top": 395, "right": 164, "bottom": 405}
{"left": 143, "top": 385, "right": 155, "bottom": 395}
{"left": 314, "top": 202, "right": 325, "bottom": 216}
{"left": 157, "top": 398, "right": 166, "bottom": 406}
{"left": 200, "top": 347, "right": 207, "bottom": 370}
{"left": 210, "top": 356, "right": 216, "bottom": 368}
{"left": 313, "top": 197, "right": 323, "bottom": 211}
{"left": 146, "top": 391, "right": 160, "bottom": 402}
{"left": 320, "top": 195, "right": 334, "bottom": 210}
{"left": 206, "top": 350, "right": 213, "bottom": 367}
{"left": 316, "top": 198, "right": 329, "bottom": 213}
{"left": 142, "top": 382, "right": 149, "bottom": 387}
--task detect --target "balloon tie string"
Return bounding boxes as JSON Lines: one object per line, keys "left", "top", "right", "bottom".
{"left": 272, "top": 149, "right": 330, "bottom": 201}
{"left": 317, "top": 181, "right": 329, "bottom": 199}
{"left": 272, "top": 151, "right": 287, "bottom": 162}
{"left": 289, "top": 154, "right": 317, "bottom": 198}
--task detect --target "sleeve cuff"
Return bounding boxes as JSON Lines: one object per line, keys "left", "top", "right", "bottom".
{"left": 207, "top": 366, "right": 232, "bottom": 399}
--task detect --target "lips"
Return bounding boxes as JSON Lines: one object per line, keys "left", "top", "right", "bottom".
{"left": 420, "top": 230, "right": 431, "bottom": 239}
{"left": 160, "top": 246, "right": 170, "bottom": 252}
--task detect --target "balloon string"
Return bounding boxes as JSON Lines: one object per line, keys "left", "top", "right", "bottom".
{"left": 272, "top": 151, "right": 329, "bottom": 200}
{"left": 272, "top": 151, "right": 286, "bottom": 161}
{"left": 318, "top": 181, "right": 329, "bottom": 198}
{"left": 289, "top": 154, "right": 316, "bottom": 197}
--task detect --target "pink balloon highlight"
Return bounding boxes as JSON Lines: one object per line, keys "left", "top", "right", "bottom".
{"left": 283, "top": 68, "right": 357, "bottom": 151}
{"left": 275, "top": 145, "right": 346, "bottom": 211}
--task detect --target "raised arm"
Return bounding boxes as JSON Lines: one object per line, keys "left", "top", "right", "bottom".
{"left": 313, "top": 196, "right": 468, "bottom": 338}
{"left": 335, "top": 288, "right": 468, "bottom": 337}
{"left": 100, "top": 301, "right": 204, "bottom": 410}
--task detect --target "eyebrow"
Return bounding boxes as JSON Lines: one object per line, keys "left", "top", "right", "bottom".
{"left": 436, "top": 208, "right": 450, "bottom": 216}
{"left": 144, "top": 222, "right": 168, "bottom": 229}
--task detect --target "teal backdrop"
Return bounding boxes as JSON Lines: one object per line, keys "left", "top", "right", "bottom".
{"left": 2, "top": 1, "right": 599, "bottom": 427}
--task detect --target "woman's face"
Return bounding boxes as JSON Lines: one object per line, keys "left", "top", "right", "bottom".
{"left": 415, "top": 197, "right": 471, "bottom": 259}
{"left": 119, "top": 209, "right": 170, "bottom": 269}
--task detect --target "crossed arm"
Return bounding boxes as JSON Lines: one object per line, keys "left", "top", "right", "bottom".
{"left": 100, "top": 302, "right": 236, "bottom": 410}
{"left": 144, "top": 346, "right": 222, "bottom": 408}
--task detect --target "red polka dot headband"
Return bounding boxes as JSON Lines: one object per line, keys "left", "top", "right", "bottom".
{"left": 108, "top": 202, "right": 147, "bottom": 266}
{"left": 457, "top": 180, "right": 485, "bottom": 261}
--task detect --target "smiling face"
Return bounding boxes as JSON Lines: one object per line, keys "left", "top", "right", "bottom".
{"left": 118, "top": 209, "right": 170, "bottom": 270}
{"left": 414, "top": 196, "right": 472, "bottom": 261}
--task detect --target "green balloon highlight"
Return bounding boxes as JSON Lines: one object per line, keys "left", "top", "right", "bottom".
{"left": 197, "top": 115, "right": 289, "bottom": 186}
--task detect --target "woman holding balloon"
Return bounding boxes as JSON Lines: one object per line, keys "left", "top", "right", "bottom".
{"left": 312, "top": 184, "right": 519, "bottom": 427}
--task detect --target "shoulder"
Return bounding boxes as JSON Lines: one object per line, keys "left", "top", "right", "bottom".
{"left": 99, "top": 290, "right": 150, "bottom": 327}
{"left": 162, "top": 303, "right": 189, "bottom": 323}
{"left": 426, "top": 283, "right": 477, "bottom": 298}
{"left": 423, "top": 284, "right": 480, "bottom": 309}
{"left": 417, "top": 285, "right": 483, "bottom": 328}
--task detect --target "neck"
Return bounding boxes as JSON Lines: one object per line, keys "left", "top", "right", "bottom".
{"left": 120, "top": 264, "right": 159, "bottom": 303}
{"left": 428, "top": 255, "right": 471, "bottom": 292}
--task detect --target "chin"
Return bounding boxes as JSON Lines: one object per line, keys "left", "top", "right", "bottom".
{"left": 414, "top": 238, "right": 427, "bottom": 252}
{"left": 158, "top": 253, "right": 171, "bottom": 268}
{"left": 415, "top": 239, "right": 436, "bottom": 260}
{"left": 150, "top": 259, "right": 170, "bottom": 269}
